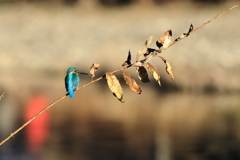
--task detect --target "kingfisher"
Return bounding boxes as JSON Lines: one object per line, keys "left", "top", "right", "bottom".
{"left": 65, "top": 67, "right": 88, "bottom": 98}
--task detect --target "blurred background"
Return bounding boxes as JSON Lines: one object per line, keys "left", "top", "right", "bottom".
{"left": 0, "top": 0, "right": 240, "bottom": 159}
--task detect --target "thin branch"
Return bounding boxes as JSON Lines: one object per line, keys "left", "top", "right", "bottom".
{"left": 168, "top": 5, "right": 238, "bottom": 49}
{"left": 0, "top": 92, "right": 5, "bottom": 101}
{"left": 0, "top": 69, "right": 123, "bottom": 146}
{"left": 76, "top": 69, "right": 123, "bottom": 91}
{"left": 0, "top": 94, "right": 66, "bottom": 146}
{"left": 0, "top": 5, "right": 237, "bottom": 146}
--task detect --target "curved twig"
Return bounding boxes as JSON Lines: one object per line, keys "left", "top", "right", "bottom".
{"left": 0, "top": 69, "right": 123, "bottom": 146}
{"left": 168, "top": 5, "right": 238, "bottom": 49}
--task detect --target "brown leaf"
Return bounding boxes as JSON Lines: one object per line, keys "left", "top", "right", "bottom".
{"left": 144, "top": 48, "right": 155, "bottom": 57}
{"left": 175, "top": 24, "right": 194, "bottom": 41}
{"left": 106, "top": 72, "right": 124, "bottom": 103}
{"left": 187, "top": 24, "right": 194, "bottom": 35}
{"left": 122, "top": 50, "right": 132, "bottom": 69}
{"left": 123, "top": 72, "right": 142, "bottom": 94}
{"left": 165, "top": 61, "right": 174, "bottom": 81}
{"left": 159, "top": 56, "right": 174, "bottom": 81}
{"left": 156, "top": 30, "right": 172, "bottom": 50}
{"left": 136, "top": 66, "right": 150, "bottom": 83}
{"left": 89, "top": 63, "right": 100, "bottom": 78}
{"left": 136, "top": 36, "right": 153, "bottom": 60}
{"left": 146, "top": 63, "right": 161, "bottom": 86}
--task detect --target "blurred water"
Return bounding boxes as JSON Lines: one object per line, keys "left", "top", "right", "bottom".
{"left": 1, "top": 91, "right": 240, "bottom": 160}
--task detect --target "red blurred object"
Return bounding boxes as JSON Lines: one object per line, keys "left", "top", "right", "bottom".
{"left": 24, "top": 93, "right": 49, "bottom": 152}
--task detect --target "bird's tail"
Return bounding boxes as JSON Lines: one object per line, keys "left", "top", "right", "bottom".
{"left": 69, "top": 91, "right": 74, "bottom": 98}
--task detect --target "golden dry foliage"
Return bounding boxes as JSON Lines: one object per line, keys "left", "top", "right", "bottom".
{"left": 123, "top": 72, "right": 142, "bottom": 94}
{"left": 136, "top": 66, "right": 150, "bottom": 83}
{"left": 122, "top": 50, "right": 132, "bottom": 69}
{"left": 159, "top": 56, "right": 174, "bottom": 81}
{"left": 156, "top": 30, "right": 172, "bottom": 50}
{"left": 166, "top": 61, "right": 174, "bottom": 81}
{"left": 136, "top": 36, "right": 153, "bottom": 60}
{"left": 89, "top": 63, "right": 100, "bottom": 79}
{"left": 175, "top": 24, "right": 194, "bottom": 41}
{"left": 106, "top": 72, "right": 124, "bottom": 103}
{"left": 146, "top": 62, "right": 161, "bottom": 86}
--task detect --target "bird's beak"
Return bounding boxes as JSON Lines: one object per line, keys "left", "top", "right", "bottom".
{"left": 76, "top": 71, "right": 88, "bottom": 75}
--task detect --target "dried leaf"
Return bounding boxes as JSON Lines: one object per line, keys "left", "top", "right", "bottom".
{"left": 188, "top": 24, "right": 193, "bottom": 34}
{"left": 136, "top": 36, "right": 153, "bottom": 60}
{"left": 187, "top": 24, "right": 194, "bottom": 34}
{"left": 122, "top": 50, "right": 132, "bottom": 68}
{"left": 156, "top": 30, "right": 172, "bottom": 49}
{"left": 136, "top": 66, "right": 150, "bottom": 83}
{"left": 106, "top": 72, "right": 124, "bottom": 103}
{"left": 123, "top": 72, "right": 142, "bottom": 94}
{"left": 175, "top": 24, "right": 194, "bottom": 41}
{"left": 126, "top": 50, "right": 131, "bottom": 63}
{"left": 146, "top": 63, "right": 161, "bottom": 86}
{"left": 144, "top": 48, "right": 155, "bottom": 57}
{"left": 166, "top": 61, "right": 174, "bottom": 80}
{"left": 89, "top": 63, "right": 100, "bottom": 78}
{"left": 159, "top": 56, "right": 174, "bottom": 81}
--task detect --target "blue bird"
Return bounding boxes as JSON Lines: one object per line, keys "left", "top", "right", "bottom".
{"left": 65, "top": 67, "right": 88, "bottom": 98}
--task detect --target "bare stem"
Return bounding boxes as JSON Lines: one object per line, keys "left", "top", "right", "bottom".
{"left": 76, "top": 69, "right": 123, "bottom": 91}
{"left": 0, "top": 69, "right": 123, "bottom": 146}
{"left": 168, "top": 5, "right": 238, "bottom": 48}
{"left": 0, "top": 92, "right": 5, "bottom": 101}
{"left": 0, "top": 5, "right": 238, "bottom": 146}
{"left": 0, "top": 94, "right": 66, "bottom": 146}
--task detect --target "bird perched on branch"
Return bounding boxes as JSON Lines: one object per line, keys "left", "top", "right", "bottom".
{"left": 65, "top": 67, "right": 88, "bottom": 98}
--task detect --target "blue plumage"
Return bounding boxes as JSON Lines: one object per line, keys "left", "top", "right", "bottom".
{"left": 65, "top": 67, "right": 80, "bottom": 98}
